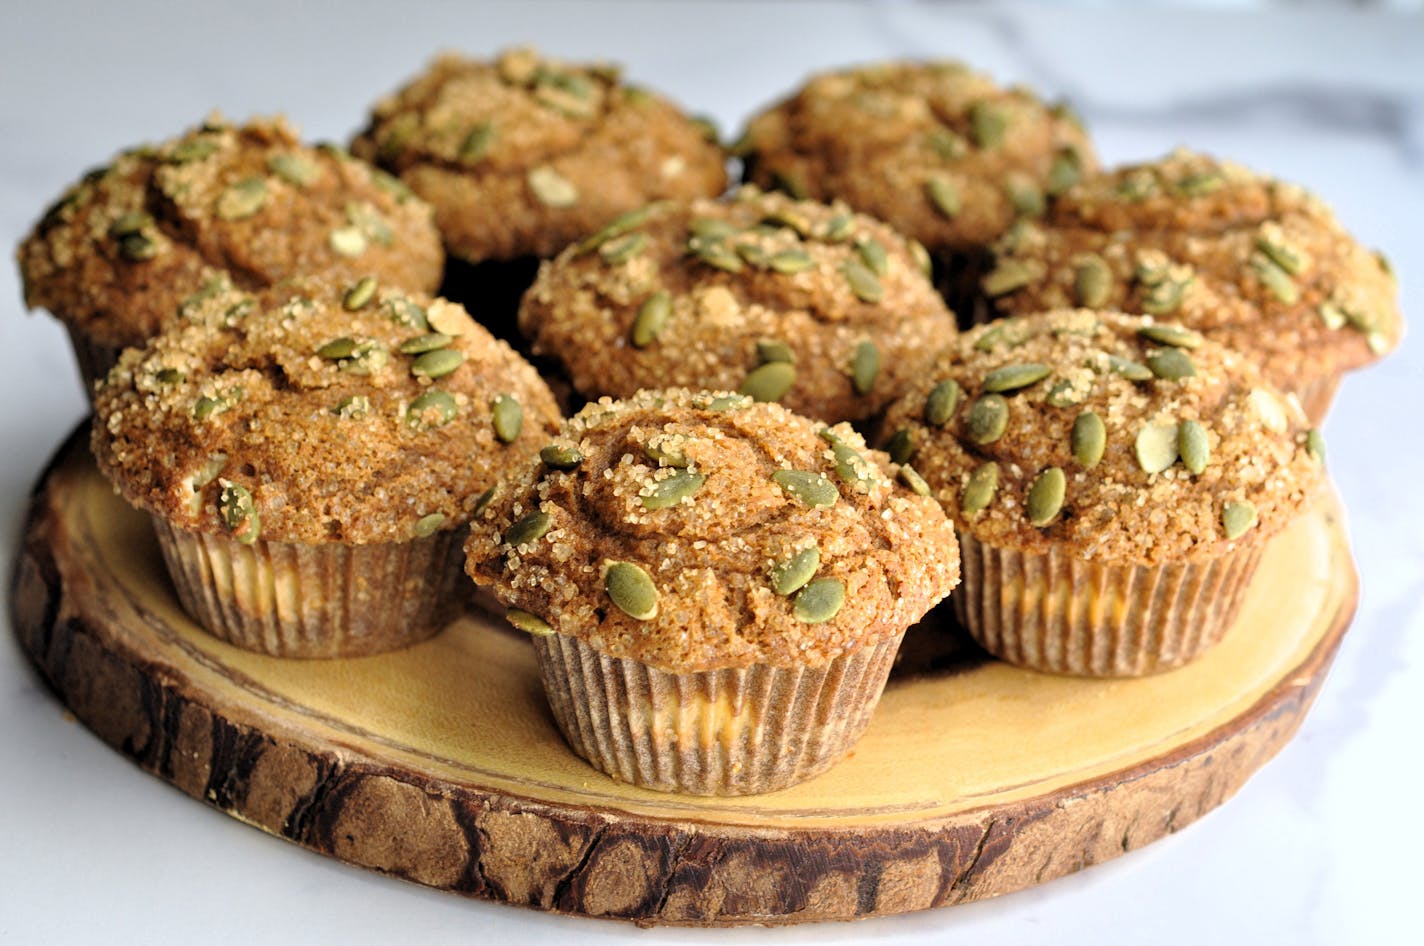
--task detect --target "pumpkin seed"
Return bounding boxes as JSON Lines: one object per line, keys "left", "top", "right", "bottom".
{"left": 693, "top": 238, "right": 744, "bottom": 273}
{"left": 630, "top": 291, "right": 672, "bottom": 348}
{"left": 829, "top": 442, "right": 876, "bottom": 491}
{"left": 909, "top": 239, "right": 933, "bottom": 278}
{"left": 925, "top": 379, "right": 962, "bottom": 426}
{"left": 1137, "top": 323, "right": 1203, "bottom": 349}
{"left": 328, "top": 226, "right": 368, "bottom": 257}
{"left": 108, "top": 210, "right": 151, "bottom": 237}
{"left": 770, "top": 546, "right": 821, "bottom": 596}
{"left": 824, "top": 214, "right": 855, "bottom": 242}
{"left": 926, "top": 175, "right": 962, "bottom": 219}
{"left": 1222, "top": 501, "right": 1258, "bottom": 540}
{"left": 1178, "top": 419, "right": 1211, "bottom": 474}
{"left": 1317, "top": 302, "right": 1348, "bottom": 330}
{"left": 1177, "top": 171, "right": 1224, "bottom": 196}
{"left": 317, "top": 336, "right": 358, "bottom": 359}
{"left": 1135, "top": 420, "right": 1179, "bottom": 474}
{"left": 332, "top": 395, "right": 370, "bottom": 419}
{"left": 459, "top": 122, "right": 496, "bottom": 163}
{"left": 605, "top": 561, "right": 658, "bottom": 620}
{"left": 643, "top": 440, "right": 689, "bottom": 468}
{"left": 886, "top": 428, "right": 916, "bottom": 465}
{"left": 193, "top": 388, "right": 241, "bottom": 420}
{"left": 383, "top": 297, "right": 428, "bottom": 330}
{"left": 505, "top": 608, "right": 553, "bottom": 636}
{"left": 1006, "top": 176, "right": 1045, "bottom": 217}
{"left": 1072, "top": 411, "right": 1106, "bottom": 469}
{"left": 898, "top": 464, "right": 932, "bottom": 497}
{"left": 960, "top": 462, "right": 999, "bottom": 517}
{"left": 701, "top": 393, "right": 752, "bottom": 412}
{"left": 153, "top": 367, "right": 185, "bottom": 385}
{"left": 926, "top": 127, "right": 969, "bottom": 160}
{"left": 1045, "top": 379, "right": 1084, "bottom": 408}
{"left": 855, "top": 238, "right": 888, "bottom": 276}
{"left": 966, "top": 394, "right": 1009, "bottom": 445}
{"left": 769, "top": 249, "right": 816, "bottom": 274}
{"left": 414, "top": 513, "right": 446, "bottom": 538}
{"left": 342, "top": 276, "right": 378, "bottom": 311}
{"left": 472, "top": 484, "right": 500, "bottom": 518}
{"left": 981, "top": 260, "right": 1033, "bottom": 297}
{"left": 215, "top": 177, "right": 267, "bottom": 220}
{"left": 733, "top": 242, "right": 769, "bottom": 267}
{"left": 740, "top": 361, "right": 796, "bottom": 402}
{"left": 842, "top": 260, "right": 884, "bottom": 303}
{"left": 982, "top": 362, "right": 1050, "bottom": 393}
{"left": 398, "top": 332, "right": 453, "bottom": 355}
{"left": 689, "top": 217, "right": 737, "bottom": 241}
{"left": 528, "top": 166, "right": 578, "bottom": 207}
{"left": 1305, "top": 428, "right": 1326, "bottom": 465}
{"left": 763, "top": 207, "right": 813, "bottom": 236}
{"left": 168, "top": 136, "right": 219, "bottom": 164}
{"left": 772, "top": 469, "right": 838, "bottom": 507}
{"left": 641, "top": 471, "right": 706, "bottom": 509}
{"left": 749, "top": 339, "right": 792, "bottom": 366}
{"left": 850, "top": 340, "right": 880, "bottom": 395}
{"left": 1046, "top": 148, "right": 1082, "bottom": 195}
{"left": 268, "top": 152, "right": 319, "bottom": 187}
{"left": 1146, "top": 347, "right": 1196, "bottom": 381}
{"left": 1108, "top": 355, "right": 1153, "bottom": 382}
{"left": 1116, "top": 169, "right": 1158, "bottom": 201}
{"left": 1141, "top": 278, "right": 1187, "bottom": 315}
{"left": 217, "top": 480, "right": 260, "bottom": 544}
{"left": 491, "top": 394, "right": 523, "bottom": 442}
{"left": 769, "top": 169, "right": 809, "bottom": 200}
{"left": 408, "top": 389, "right": 457, "bottom": 427}
{"left": 1074, "top": 256, "right": 1112, "bottom": 308}
{"left": 346, "top": 201, "right": 393, "bottom": 246}
{"left": 969, "top": 101, "right": 1009, "bottom": 149}
{"left": 793, "top": 577, "right": 845, "bottom": 624}
{"left": 1252, "top": 254, "right": 1299, "bottom": 304}
{"left": 599, "top": 232, "right": 647, "bottom": 265}
{"left": 118, "top": 231, "right": 158, "bottom": 261}
{"left": 574, "top": 204, "right": 657, "bottom": 255}
{"left": 1256, "top": 234, "right": 1309, "bottom": 276}
{"left": 504, "top": 511, "right": 551, "bottom": 548}
{"left": 540, "top": 444, "right": 584, "bottom": 469}
{"left": 1026, "top": 467, "right": 1066, "bottom": 527}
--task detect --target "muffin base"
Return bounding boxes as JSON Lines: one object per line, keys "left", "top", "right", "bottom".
{"left": 954, "top": 530, "right": 1265, "bottom": 677}
{"left": 151, "top": 518, "right": 464, "bottom": 658}
{"left": 533, "top": 632, "right": 904, "bottom": 796}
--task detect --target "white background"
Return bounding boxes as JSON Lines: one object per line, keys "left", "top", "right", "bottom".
{"left": 2, "top": 3, "right": 1421, "bottom": 944}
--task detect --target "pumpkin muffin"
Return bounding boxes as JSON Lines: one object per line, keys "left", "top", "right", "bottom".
{"left": 879, "top": 309, "right": 1324, "bottom": 677}
{"left": 92, "top": 277, "right": 560, "bottom": 658}
{"left": 17, "top": 114, "right": 444, "bottom": 395}
{"left": 518, "top": 186, "right": 957, "bottom": 425}
{"left": 350, "top": 47, "right": 728, "bottom": 342}
{"left": 979, "top": 148, "right": 1403, "bottom": 422}
{"left": 736, "top": 59, "right": 1095, "bottom": 320}
{"left": 465, "top": 388, "right": 960, "bottom": 795}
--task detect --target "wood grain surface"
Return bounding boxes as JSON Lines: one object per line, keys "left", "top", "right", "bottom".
{"left": 9, "top": 427, "right": 1358, "bottom": 926}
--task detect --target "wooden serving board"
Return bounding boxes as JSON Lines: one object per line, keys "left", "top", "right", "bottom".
{"left": 10, "top": 427, "right": 1358, "bottom": 927}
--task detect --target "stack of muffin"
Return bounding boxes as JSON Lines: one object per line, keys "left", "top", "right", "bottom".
{"left": 16, "top": 49, "right": 1401, "bottom": 797}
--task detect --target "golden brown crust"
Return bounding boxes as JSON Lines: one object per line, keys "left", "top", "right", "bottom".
{"left": 92, "top": 278, "right": 561, "bottom": 545}
{"left": 738, "top": 60, "right": 1095, "bottom": 256}
{"left": 465, "top": 388, "right": 960, "bottom": 672}
{"left": 17, "top": 115, "right": 444, "bottom": 352}
{"left": 879, "top": 310, "right": 1324, "bottom": 566}
{"left": 982, "top": 149, "right": 1403, "bottom": 392}
{"left": 518, "top": 188, "right": 957, "bottom": 424}
{"left": 350, "top": 49, "right": 728, "bottom": 264}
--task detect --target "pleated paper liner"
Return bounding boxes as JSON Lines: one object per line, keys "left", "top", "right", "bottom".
{"left": 533, "top": 631, "right": 904, "bottom": 796}
{"left": 152, "top": 518, "right": 465, "bottom": 658}
{"left": 64, "top": 326, "right": 122, "bottom": 403}
{"left": 954, "top": 530, "right": 1265, "bottom": 677}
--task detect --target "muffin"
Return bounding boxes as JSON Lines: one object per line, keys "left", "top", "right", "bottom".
{"left": 91, "top": 277, "right": 561, "bottom": 658}
{"left": 518, "top": 186, "right": 958, "bottom": 425}
{"left": 17, "top": 114, "right": 444, "bottom": 395}
{"left": 350, "top": 47, "right": 728, "bottom": 342}
{"left": 736, "top": 59, "right": 1095, "bottom": 320}
{"left": 465, "top": 388, "right": 960, "bottom": 795}
{"left": 979, "top": 148, "right": 1403, "bottom": 422}
{"left": 879, "top": 309, "right": 1324, "bottom": 677}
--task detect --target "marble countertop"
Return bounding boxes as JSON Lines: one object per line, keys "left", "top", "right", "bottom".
{"left": 2, "top": 2, "right": 1420, "bottom": 944}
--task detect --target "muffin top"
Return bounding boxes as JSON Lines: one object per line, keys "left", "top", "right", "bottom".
{"left": 737, "top": 59, "right": 1095, "bottom": 257}
{"left": 879, "top": 310, "right": 1325, "bottom": 566}
{"left": 93, "top": 277, "right": 561, "bottom": 546}
{"left": 981, "top": 148, "right": 1403, "bottom": 387}
{"left": 349, "top": 48, "right": 728, "bottom": 264}
{"left": 465, "top": 388, "right": 961, "bottom": 672}
{"left": 18, "top": 115, "right": 444, "bottom": 353}
{"left": 518, "top": 186, "right": 957, "bottom": 424}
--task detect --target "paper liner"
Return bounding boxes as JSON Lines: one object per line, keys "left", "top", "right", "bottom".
{"left": 1290, "top": 373, "right": 1341, "bottom": 426}
{"left": 954, "top": 530, "right": 1265, "bottom": 677}
{"left": 151, "top": 518, "right": 464, "bottom": 658}
{"left": 532, "top": 632, "right": 904, "bottom": 796}
{"left": 64, "top": 326, "right": 123, "bottom": 401}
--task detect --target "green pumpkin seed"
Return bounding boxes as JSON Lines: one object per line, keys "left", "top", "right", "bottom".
{"left": 398, "top": 332, "right": 453, "bottom": 355}
{"left": 630, "top": 291, "right": 672, "bottom": 348}
{"left": 793, "top": 577, "right": 845, "bottom": 624}
{"left": 153, "top": 367, "right": 185, "bottom": 385}
{"left": 370, "top": 167, "right": 414, "bottom": 203}
{"left": 855, "top": 238, "right": 889, "bottom": 276}
{"left": 966, "top": 394, "right": 1009, "bottom": 445}
{"left": 770, "top": 546, "right": 821, "bottom": 597}
{"left": 574, "top": 204, "right": 657, "bottom": 255}
{"left": 1305, "top": 428, "right": 1326, "bottom": 465}
{"left": 1318, "top": 302, "right": 1348, "bottom": 331}
{"left": 850, "top": 339, "right": 880, "bottom": 395}
{"left": 829, "top": 442, "right": 876, "bottom": 491}
{"left": 772, "top": 469, "right": 838, "bottom": 507}
{"left": 842, "top": 260, "right": 884, "bottom": 303}
{"left": 505, "top": 608, "right": 553, "bottom": 636}
{"left": 769, "top": 249, "right": 816, "bottom": 274}
{"left": 1072, "top": 411, "right": 1106, "bottom": 469}
{"left": 1046, "top": 148, "right": 1082, "bottom": 195}
{"left": 459, "top": 122, "right": 496, "bottom": 163}
{"left": 769, "top": 165, "right": 809, "bottom": 198}
{"left": 408, "top": 389, "right": 458, "bottom": 427}
{"left": 700, "top": 393, "right": 752, "bottom": 412}
{"left": 886, "top": 428, "right": 916, "bottom": 465}
{"left": 318, "top": 336, "right": 358, "bottom": 359}
{"left": 1177, "top": 171, "right": 1225, "bottom": 197}
{"left": 118, "top": 231, "right": 158, "bottom": 261}
{"left": 491, "top": 394, "right": 523, "bottom": 443}
{"left": 414, "top": 513, "right": 446, "bottom": 538}
{"left": 540, "top": 444, "right": 584, "bottom": 469}
{"left": 960, "top": 462, "right": 999, "bottom": 517}
{"left": 383, "top": 297, "right": 428, "bottom": 330}
{"left": 969, "top": 101, "right": 1009, "bottom": 149}
{"left": 605, "top": 561, "right": 659, "bottom": 620}
{"left": 981, "top": 260, "right": 1033, "bottom": 297}
{"left": 1026, "top": 467, "right": 1066, "bottom": 527}
{"left": 599, "top": 232, "right": 647, "bottom": 265}
{"left": 268, "top": 152, "right": 320, "bottom": 187}
{"left": 1074, "top": 256, "right": 1112, "bottom": 308}
{"left": 1141, "top": 278, "right": 1187, "bottom": 315}
{"left": 1178, "top": 419, "right": 1211, "bottom": 475}
{"left": 1256, "top": 234, "right": 1309, "bottom": 276}
{"left": 926, "top": 175, "right": 962, "bottom": 219}
{"left": 1135, "top": 420, "right": 1179, "bottom": 474}
{"left": 215, "top": 177, "right": 267, "bottom": 220}
{"left": 1005, "top": 176, "right": 1045, "bottom": 217}
{"left": 217, "top": 480, "right": 260, "bottom": 544}
{"left": 472, "top": 484, "right": 500, "bottom": 518}
{"left": 898, "top": 464, "right": 932, "bottom": 497}
{"left": 1147, "top": 347, "right": 1196, "bottom": 381}
{"left": 527, "top": 166, "right": 578, "bottom": 207}
{"left": 193, "top": 390, "right": 241, "bottom": 421}
{"left": 689, "top": 217, "right": 738, "bottom": 241}
{"left": 412, "top": 348, "right": 464, "bottom": 380}
{"left": 343, "top": 276, "right": 378, "bottom": 311}
{"left": 982, "top": 362, "right": 1051, "bottom": 393}
{"left": 926, "top": 127, "right": 969, "bottom": 160}
{"left": 1108, "top": 355, "right": 1153, "bottom": 382}
{"left": 740, "top": 361, "right": 796, "bottom": 403}
{"left": 1222, "top": 501, "right": 1258, "bottom": 540}
{"left": 643, "top": 441, "right": 689, "bottom": 468}
{"left": 1116, "top": 169, "right": 1158, "bottom": 202}
{"left": 332, "top": 395, "right": 370, "bottom": 419}
{"left": 909, "top": 239, "right": 933, "bottom": 278}
{"left": 734, "top": 242, "right": 770, "bottom": 267}
{"left": 641, "top": 471, "right": 706, "bottom": 509}
{"left": 693, "top": 239, "right": 744, "bottom": 273}
{"left": 328, "top": 226, "right": 368, "bottom": 258}
{"left": 925, "top": 379, "right": 962, "bottom": 426}
{"left": 504, "top": 511, "right": 551, "bottom": 548}
{"left": 1137, "top": 323, "right": 1203, "bottom": 349}
{"left": 1252, "top": 254, "right": 1299, "bottom": 304}
{"left": 756, "top": 339, "right": 795, "bottom": 365}
{"left": 168, "top": 136, "right": 219, "bottom": 164}
{"left": 1045, "top": 379, "right": 1085, "bottom": 408}
{"left": 108, "top": 210, "right": 151, "bottom": 237}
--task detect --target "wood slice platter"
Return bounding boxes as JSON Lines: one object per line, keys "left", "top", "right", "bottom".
{"left": 11, "top": 427, "right": 1358, "bottom": 927}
